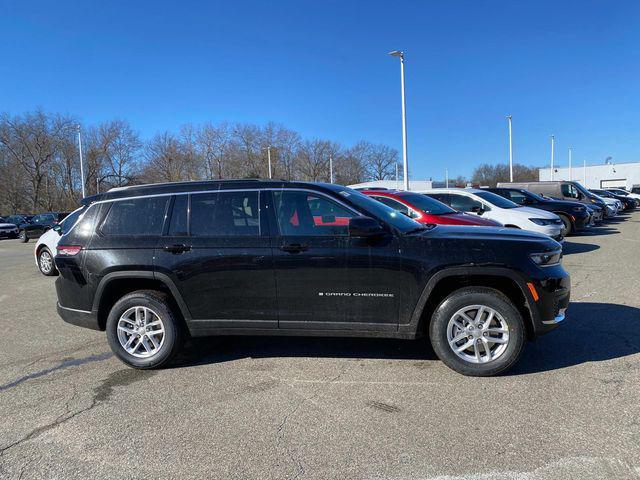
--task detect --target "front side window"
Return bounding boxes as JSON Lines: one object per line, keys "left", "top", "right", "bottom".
{"left": 101, "top": 197, "right": 169, "bottom": 236}
{"left": 561, "top": 184, "right": 580, "bottom": 199}
{"left": 168, "top": 195, "right": 189, "bottom": 236}
{"left": 274, "top": 190, "right": 356, "bottom": 236}
{"left": 190, "top": 191, "right": 260, "bottom": 236}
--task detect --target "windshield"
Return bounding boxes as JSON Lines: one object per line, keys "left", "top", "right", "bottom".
{"left": 398, "top": 193, "right": 456, "bottom": 215}
{"left": 475, "top": 191, "right": 519, "bottom": 209}
{"left": 330, "top": 186, "right": 425, "bottom": 233}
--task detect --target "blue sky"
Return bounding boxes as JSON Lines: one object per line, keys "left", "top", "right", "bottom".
{"left": 1, "top": 0, "right": 638, "bottom": 179}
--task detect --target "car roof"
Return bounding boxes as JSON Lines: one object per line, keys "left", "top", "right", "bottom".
{"left": 420, "top": 188, "right": 485, "bottom": 195}
{"left": 81, "top": 180, "right": 343, "bottom": 205}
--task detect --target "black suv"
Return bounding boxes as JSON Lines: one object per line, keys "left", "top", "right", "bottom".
{"left": 486, "top": 188, "right": 591, "bottom": 236}
{"left": 5, "top": 212, "right": 68, "bottom": 242}
{"left": 55, "top": 180, "right": 570, "bottom": 376}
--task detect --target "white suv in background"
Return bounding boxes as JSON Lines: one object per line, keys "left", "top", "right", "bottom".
{"left": 34, "top": 207, "right": 84, "bottom": 276}
{"left": 420, "top": 188, "right": 564, "bottom": 241}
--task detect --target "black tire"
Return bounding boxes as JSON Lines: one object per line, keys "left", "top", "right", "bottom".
{"left": 557, "top": 213, "right": 572, "bottom": 237}
{"left": 19, "top": 230, "right": 28, "bottom": 243}
{"left": 429, "top": 287, "right": 526, "bottom": 377}
{"left": 105, "top": 290, "right": 184, "bottom": 369}
{"left": 37, "top": 247, "right": 58, "bottom": 276}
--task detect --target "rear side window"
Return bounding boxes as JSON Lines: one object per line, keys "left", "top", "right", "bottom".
{"left": 101, "top": 197, "right": 169, "bottom": 236}
{"left": 449, "top": 194, "right": 483, "bottom": 212}
{"left": 190, "top": 191, "right": 260, "bottom": 236}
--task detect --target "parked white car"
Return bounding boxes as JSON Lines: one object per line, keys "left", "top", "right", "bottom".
{"left": 420, "top": 188, "right": 564, "bottom": 241}
{"left": 34, "top": 207, "right": 84, "bottom": 276}
{"left": 590, "top": 194, "right": 621, "bottom": 216}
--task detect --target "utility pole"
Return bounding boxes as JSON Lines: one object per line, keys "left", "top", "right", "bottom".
{"left": 77, "top": 125, "right": 85, "bottom": 198}
{"left": 550, "top": 135, "right": 555, "bottom": 181}
{"left": 267, "top": 146, "right": 272, "bottom": 179}
{"left": 506, "top": 115, "right": 513, "bottom": 182}
{"left": 389, "top": 50, "right": 409, "bottom": 190}
{"left": 568, "top": 147, "right": 572, "bottom": 180}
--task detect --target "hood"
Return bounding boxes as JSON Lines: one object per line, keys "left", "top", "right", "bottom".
{"left": 421, "top": 224, "right": 558, "bottom": 246}
{"left": 435, "top": 212, "right": 501, "bottom": 226}
{"left": 539, "top": 198, "right": 586, "bottom": 209}
{"left": 514, "top": 206, "right": 560, "bottom": 219}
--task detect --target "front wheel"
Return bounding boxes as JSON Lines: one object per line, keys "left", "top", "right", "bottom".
{"left": 429, "top": 287, "right": 526, "bottom": 376}
{"left": 558, "top": 214, "right": 572, "bottom": 237}
{"left": 106, "top": 290, "right": 184, "bottom": 369}
{"left": 19, "top": 230, "right": 28, "bottom": 243}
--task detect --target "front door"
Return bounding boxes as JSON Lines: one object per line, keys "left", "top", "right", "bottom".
{"left": 269, "top": 189, "right": 400, "bottom": 331}
{"left": 155, "top": 190, "right": 277, "bottom": 330}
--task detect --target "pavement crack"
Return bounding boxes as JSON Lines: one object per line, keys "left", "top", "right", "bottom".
{"left": 276, "top": 362, "right": 350, "bottom": 480}
{"left": 0, "top": 352, "right": 113, "bottom": 393}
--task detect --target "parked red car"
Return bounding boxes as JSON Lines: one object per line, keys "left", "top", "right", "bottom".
{"left": 360, "top": 189, "right": 502, "bottom": 227}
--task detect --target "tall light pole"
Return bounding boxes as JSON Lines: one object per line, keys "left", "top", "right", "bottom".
{"left": 568, "top": 147, "right": 572, "bottom": 180}
{"left": 267, "top": 146, "right": 272, "bottom": 179}
{"left": 389, "top": 50, "right": 409, "bottom": 190}
{"left": 329, "top": 154, "right": 334, "bottom": 183}
{"left": 506, "top": 115, "right": 513, "bottom": 182}
{"left": 395, "top": 164, "right": 399, "bottom": 190}
{"left": 77, "top": 125, "right": 85, "bottom": 198}
{"left": 445, "top": 168, "right": 449, "bottom": 188}
{"left": 550, "top": 135, "right": 555, "bottom": 180}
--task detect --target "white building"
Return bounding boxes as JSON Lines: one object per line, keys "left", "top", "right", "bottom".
{"left": 539, "top": 161, "right": 640, "bottom": 189}
{"left": 348, "top": 179, "right": 433, "bottom": 190}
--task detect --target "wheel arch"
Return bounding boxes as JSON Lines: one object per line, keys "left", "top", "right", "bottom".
{"left": 405, "top": 267, "right": 537, "bottom": 341}
{"left": 93, "top": 271, "right": 192, "bottom": 330}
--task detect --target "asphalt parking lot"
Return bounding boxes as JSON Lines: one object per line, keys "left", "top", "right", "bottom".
{"left": 1, "top": 213, "right": 639, "bottom": 480}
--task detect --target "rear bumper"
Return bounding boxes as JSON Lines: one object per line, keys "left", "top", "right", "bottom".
{"left": 57, "top": 303, "right": 101, "bottom": 331}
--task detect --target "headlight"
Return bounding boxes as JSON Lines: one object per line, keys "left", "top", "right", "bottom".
{"left": 530, "top": 250, "right": 562, "bottom": 267}
{"left": 529, "top": 218, "right": 553, "bottom": 226}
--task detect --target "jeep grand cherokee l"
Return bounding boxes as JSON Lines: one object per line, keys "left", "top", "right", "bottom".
{"left": 54, "top": 180, "right": 570, "bottom": 377}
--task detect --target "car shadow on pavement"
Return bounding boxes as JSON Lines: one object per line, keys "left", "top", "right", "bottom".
{"left": 511, "top": 302, "right": 640, "bottom": 375}
{"left": 561, "top": 241, "right": 600, "bottom": 255}
{"left": 572, "top": 226, "right": 620, "bottom": 236}
{"left": 173, "top": 302, "right": 640, "bottom": 374}
{"left": 173, "top": 335, "right": 438, "bottom": 368}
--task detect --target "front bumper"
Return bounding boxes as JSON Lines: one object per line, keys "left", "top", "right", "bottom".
{"left": 529, "top": 273, "right": 571, "bottom": 336}
{"left": 0, "top": 228, "right": 18, "bottom": 238}
{"left": 57, "top": 303, "right": 101, "bottom": 330}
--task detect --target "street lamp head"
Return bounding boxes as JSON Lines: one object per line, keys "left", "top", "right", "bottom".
{"left": 389, "top": 50, "right": 404, "bottom": 58}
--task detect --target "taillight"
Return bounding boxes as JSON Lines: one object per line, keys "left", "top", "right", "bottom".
{"left": 57, "top": 245, "right": 82, "bottom": 256}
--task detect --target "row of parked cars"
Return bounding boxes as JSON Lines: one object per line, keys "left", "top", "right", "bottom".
{"left": 0, "top": 212, "right": 69, "bottom": 242}
{"left": 15, "top": 179, "right": 638, "bottom": 377}
{"left": 357, "top": 180, "right": 638, "bottom": 240}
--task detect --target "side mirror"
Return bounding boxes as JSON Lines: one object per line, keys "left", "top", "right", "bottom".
{"left": 471, "top": 205, "right": 484, "bottom": 215}
{"left": 348, "top": 216, "right": 385, "bottom": 237}
{"left": 53, "top": 224, "right": 62, "bottom": 235}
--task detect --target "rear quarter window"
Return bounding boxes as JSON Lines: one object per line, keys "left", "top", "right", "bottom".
{"left": 100, "top": 197, "right": 169, "bottom": 236}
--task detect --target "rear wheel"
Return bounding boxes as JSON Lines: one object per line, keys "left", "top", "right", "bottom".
{"left": 429, "top": 287, "right": 526, "bottom": 376}
{"left": 106, "top": 290, "right": 184, "bottom": 369}
{"left": 37, "top": 247, "right": 57, "bottom": 276}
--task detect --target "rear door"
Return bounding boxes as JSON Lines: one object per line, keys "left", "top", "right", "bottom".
{"left": 155, "top": 190, "right": 277, "bottom": 330}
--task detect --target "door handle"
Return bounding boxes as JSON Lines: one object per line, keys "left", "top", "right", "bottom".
{"left": 163, "top": 244, "right": 191, "bottom": 254}
{"left": 280, "top": 243, "right": 309, "bottom": 253}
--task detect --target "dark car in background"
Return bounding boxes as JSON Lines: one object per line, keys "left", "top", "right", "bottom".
{"left": 591, "top": 189, "right": 637, "bottom": 210}
{"left": 4, "top": 212, "right": 69, "bottom": 242}
{"left": 485, "top": 188, "right": 591, "bottom": 236}
{"left": 497, "top": 181, "right": 612, "bottom": 218}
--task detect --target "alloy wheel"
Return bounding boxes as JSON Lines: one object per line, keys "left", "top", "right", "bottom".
{"left": 116, "top": 306, "right": 165, "bottom": 358}
{"left": 39, "top": 250, "right": 53, "bottom": 274}
{"left": 446, "top": 305, "right": 510, "bottom": 364}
